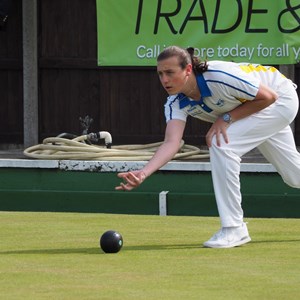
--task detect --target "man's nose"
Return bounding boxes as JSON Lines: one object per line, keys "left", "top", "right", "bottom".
{"left": 161, "top": 74, "right": 168, "bottom": 84}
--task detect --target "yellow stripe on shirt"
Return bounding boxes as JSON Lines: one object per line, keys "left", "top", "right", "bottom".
{"left": 239, "top": 64, "right": 278, "bottom": 74}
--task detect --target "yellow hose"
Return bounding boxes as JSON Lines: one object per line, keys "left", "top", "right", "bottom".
{"left": 23, "top": 135, "right": 210, "bottom": 161}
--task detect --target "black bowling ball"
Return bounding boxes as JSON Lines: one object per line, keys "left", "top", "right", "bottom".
{"left": 100, "top": 230, "right": 123, "bottom": 253}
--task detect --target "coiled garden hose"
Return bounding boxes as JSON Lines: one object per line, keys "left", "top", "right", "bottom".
{"left": 23, "top": 131, "right": 210, "bottom": 161}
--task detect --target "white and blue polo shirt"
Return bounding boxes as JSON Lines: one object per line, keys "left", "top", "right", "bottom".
{"left": 164, "top": 61, "right": 288, "bottom": 123}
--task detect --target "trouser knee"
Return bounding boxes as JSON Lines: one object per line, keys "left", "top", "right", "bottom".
{"left": 283, "top": 177, "right": 300, "bottom": 189}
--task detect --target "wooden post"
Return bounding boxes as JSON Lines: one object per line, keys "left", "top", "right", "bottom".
{"left": 23, "top": 0, "right": 38, "bottom": 147}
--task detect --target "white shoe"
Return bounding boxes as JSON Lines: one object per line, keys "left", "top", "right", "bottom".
{"left": 203, "top": 223, "right": 251, "bottom": 248}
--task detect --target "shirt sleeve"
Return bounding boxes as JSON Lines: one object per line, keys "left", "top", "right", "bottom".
{"left": 233, "top": 66, "right": 261, "bottom": 101}
{"left": 164, "top": 95, "right": 188, "bottom": 123}
{"left": 208, "top": 64, "right": 261, "bottom": 102}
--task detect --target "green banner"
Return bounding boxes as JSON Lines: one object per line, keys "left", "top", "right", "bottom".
{"left": 96, "top": 0, "right": 300, "bottom": 66}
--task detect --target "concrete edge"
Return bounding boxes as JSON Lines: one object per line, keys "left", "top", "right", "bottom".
{"left": 0, "top": 159, "right": 59, "bottom": 169}
{"left": 0, "top": 159, "right": 277, "bottom": 173}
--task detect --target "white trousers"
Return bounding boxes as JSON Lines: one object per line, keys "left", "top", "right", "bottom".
{"left": 209, "top": 81, "right": 300, "bottom": 227}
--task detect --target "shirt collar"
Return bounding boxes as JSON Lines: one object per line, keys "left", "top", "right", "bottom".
{"left": 196, "top": 74, "right": 211, "bottom": 97}
{"left": 179, "top": 74, "right": 211, "bottom": 109}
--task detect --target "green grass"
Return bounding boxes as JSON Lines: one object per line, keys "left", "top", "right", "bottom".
{"left": 1, "top": 212, "right": 300, "bottom": 300}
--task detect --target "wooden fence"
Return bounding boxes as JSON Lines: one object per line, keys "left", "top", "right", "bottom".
{"left": 0, "top": 0, "right": 299, "bottom": 146}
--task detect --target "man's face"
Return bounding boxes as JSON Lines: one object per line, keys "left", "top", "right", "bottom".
{"left": 157, "top": 56, "right": 191, "bottom": 95}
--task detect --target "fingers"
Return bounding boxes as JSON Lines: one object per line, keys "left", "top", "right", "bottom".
{"left": 117, "top": 172, "right": 127, "bottom": 178}
{"left": 205, "top": 130, "right": 213, "bottom": 148}
{"left": 206, "top": 123, "right": 229, "bottom": 147}
{"left": 222, "top": 130, "right": 229, "bottom": 144}
{"left": 123, "top": 172, "right": 139, "bottom": 187}
{"left": 206, "top": 128, "right": 223, "bottom": 147}
{"left": 115, "top": 171, "right": 146, "bottom": 191}
{"left": 115, "top": 182, "right": 134, "bottom": 191}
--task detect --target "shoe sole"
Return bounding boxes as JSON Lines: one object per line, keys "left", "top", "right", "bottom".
{"left": 203, "top": 236, "right": 251, "bottom": 249}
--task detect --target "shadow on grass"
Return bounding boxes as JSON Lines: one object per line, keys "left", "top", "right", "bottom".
{"left": 1, "top": 240, "right": 299, "bottom": 255}
{"left": 0, "top": 248, "right": 102, "bottom": 255}
{"left": 124, "top": 244, "right": 203, "bottom": 251}
{"left": 0, "top": 243, "right": 204, "bottom": 255}
{"left": 251, "top": 239, "right": 300, "bottom": 244}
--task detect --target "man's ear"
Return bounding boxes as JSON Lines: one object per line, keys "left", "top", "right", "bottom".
{"left": 185, "top": 63, "right": 193, "bottom": 77}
